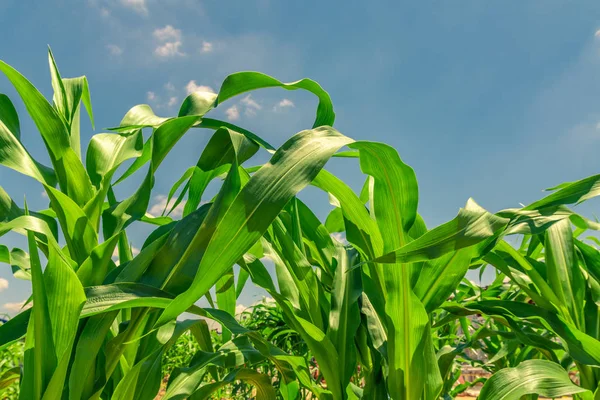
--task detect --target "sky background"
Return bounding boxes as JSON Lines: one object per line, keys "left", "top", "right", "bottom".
{"left": 1, "top": 0, "right": 600, "bottom": 314}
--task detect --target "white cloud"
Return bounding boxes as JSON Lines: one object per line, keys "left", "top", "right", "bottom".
{"left": 201, "top": 41, "right": 213, "bottom": 53}
{"left": 153, "top": 25, "right": 182, "bottom": 42}
{"left": 273, "top": 98, "right": 295, "bottom": 112}
{"left": 41, "top": 190, "right": 48, "bottom": 198}
{"left": 3, "top": 300, "right": 31, "bottom": 313}
{"left": 148, "top": 195, "right": 186, "bottom": 218}
{"left": 99, "top": 7, "right": 110, "bottom": 17}
{"left": 106, "top": 44, "right": 123, "bottom": 56}
{"left": 153, "top": 26, "right": 185, "bottom": 58}
{"left": 595, "top": 29, "right": 600, "bottom": 38}
{"left": 0, "top": 278, "right": 8, "bottom": 292}
{"left": 226, "top": 105, "right": 240, "bottom": 121}
{"left": 165, "top": 82, "right": 175, "bottom": 91}
{"left": 167, "top": 96, "right": 178, "bottom": 107}
{"left": 278, "top": 98, "right": 294, "bottom": 108}
{"left": 120, "top": 0, "right": 148, "bottom": 15}
{"left": 154, "top": 41, "right": 185, "bottom": 58}
{"left": 185, "top": 80, "right": 215, "bottom": 95}
{"left": 240, "top": 94, "right": 261, "bottom": 117}
{"left": 241, "top": 94, "right": 261, "bottom": 110}
{"left": 147, "top": 91, "right": 156, "bottom": 101}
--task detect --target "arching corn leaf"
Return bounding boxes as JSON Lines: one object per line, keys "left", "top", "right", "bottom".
{"left": 478, "top": 360, "right": 591, "bottom": 400}
{"left": 215, "top": 71, "right": 335, "bottom": 128}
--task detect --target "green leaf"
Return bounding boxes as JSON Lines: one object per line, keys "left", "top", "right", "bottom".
{"left": 367, "top": 199, "right": 508, "bottom": 265}
{"left": 76, "top": 234, "right": 120, "bottom": 286}
{"left": 215, "top": 71, "right": 335, "bottom": 128}
{"left": 196, "top": 118, "right": 274, "bottom": 151}
{"left": 0, "top": 367, "right": 20, "bottom": 392}
{"left": 351, "top": 141, "right": 418, "bottom": 237}
{"left": 117, "top": 104, "right": 169, "bottom": 129}
{"left": 0, "top": 57, "right": 69, "bottom": 156}
{"left": 115, "top": 116, "right": 200, "bottom": 184}
{"left": 0, "top": 93, "right": 20, "bottom": 137}
{"left": 165, "top": 338, "right": 265, "bottom": 399}
{"left": 113, "top": 319, "right": 203, "bottom": 400}
{"left": 0, "top": 95, "right": 56, "bottom": 185}
{"left": 524, "top": 174, "right": 600, "bottom": 210}
{"left": 85, "top": 130, "right": 144, "bottom": 188}
{"left": 27, "top": 229, "right": 56, "bottom": 399}
{"left": 326, "top": 247, "right": 362, "bottom": 386}
{"left": 190, "top": 368, "right": 276, "bottom": 400}
{"left": 0, "top": 59, "right": 93, "bottom": 205}
{"left": 414, "top": 248, "right": 474, "bottom": 313}
{"left": 41, "top": 239, "right": 86, "bottom": 399}
{"left": 83, "top": 130, "right": 144, "bottom": 228}
{"left": 545, "top": 218, "right": 585, "bottom": 327}
{"left": 312, "top": 169, "right": 383, "bottom": 259}
{"left": 178, "top": 90, "right": 217, "bottom": 118}
{"left": 448, "top": 300, "right": 600, "bottom": 367}
{"left": 156, "top": 127, "right": 353, "bottom": 326}
{"left": 68, "top": 312, "right": 119, "bottom": 400}
{"left": 478, "top": 359, "right": 591, "bottom": 400}
{"left": 0, "top": 308, "right": 31, "bottom": 348}
{"left": 44, "top": 184, "right": 98, "bottom": 264}
{"left": 216, "top": 269, "right": 236, "bottom": 342}
{"left": 48, "top": 48, "right": 95, "bottom": 157}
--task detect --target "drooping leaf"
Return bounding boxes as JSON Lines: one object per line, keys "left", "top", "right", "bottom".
{"left": 478, "top": 359, "right": 591, "bottom": 400}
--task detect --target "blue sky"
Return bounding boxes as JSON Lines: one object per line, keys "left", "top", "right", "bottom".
{"left": 1, "top": 0, "right": 600, "bottom": 313}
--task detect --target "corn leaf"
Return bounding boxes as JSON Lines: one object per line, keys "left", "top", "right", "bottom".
{"left": 478, "top": 360, "right": 591, "bottom": 400}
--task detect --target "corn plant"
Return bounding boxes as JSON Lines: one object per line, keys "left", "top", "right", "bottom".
{"left": 1, "top": 50, "right": 600, "bottom": 400}
{"left": 440, "top": 194, "right": 600, "bottom": 398}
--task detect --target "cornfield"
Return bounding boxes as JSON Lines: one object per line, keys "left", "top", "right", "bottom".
{"left": 1, "top": 50, "right": 600, "bottom": 399}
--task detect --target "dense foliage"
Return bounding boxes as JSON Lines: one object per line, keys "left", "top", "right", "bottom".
{"left": 1, "top": 51, "right": 600, "bottom": 399}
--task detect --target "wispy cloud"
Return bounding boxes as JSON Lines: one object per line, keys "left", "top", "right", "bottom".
{"left": 0, "top": 278, "right": 8, "bottom": 292}
{"left": 107, "top": 44, "right": 123, "bottom": 56}
{"left": 153, "top": 25, "right": 182, "bottom": 42}
{"left": 99, "top": 7, "right": 110, "bottom": 17}
{"left": 148, "top": 194, "right": 186, "bottom": 218}
{"left": 278, "top": 99, "right": 294, "bottom": 108}
{"left": 147, "top": 87, "right": 181, "bottom": 109}
{"left": 226, "top": 105, "right": 240, "bottom": 121}
{"left": 241, "top": 94, "right": 261, "bottom": 110}
{"left": 153, "top": 25, "right": 185, "bottom": 58}
{"left": 120, "top": 0, "right": 148, "bottom": 15}
{"left": 241, "top": 94, "right": 261, "bottom": 117}
{"left": 185, "top": 80, "right": 215, "bottom": 95}
{"left": 167, "top": 96, "right": 178, "bottom": 107}
{"left": 273, "top": 98, "right": 295, "bottom": 111}
{"left": 3, "top": 300, "right": 31, "bottom": 313}
{"left": 154, "top": 41, "right": 185, "bottom": 58}
{"left": 201, "top": 41, "right": 213, "bottom": 53}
